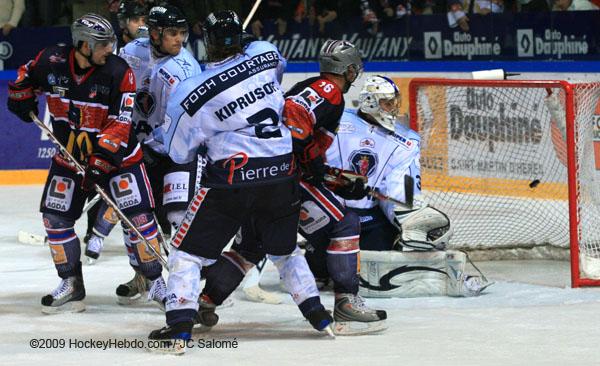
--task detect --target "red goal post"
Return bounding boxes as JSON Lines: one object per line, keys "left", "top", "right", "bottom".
{"left": 408, "top": 78, "right": 600, "bottom": 287}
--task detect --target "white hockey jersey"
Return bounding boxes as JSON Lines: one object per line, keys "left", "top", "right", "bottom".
{"left": 154, "top": 41, "right": 293, "bottom": 188}
{"left": 119, "top": 38, "right": 202, "bottom": 152}
{"left": 326, "top": 109, "right": 421, "bottom": 224}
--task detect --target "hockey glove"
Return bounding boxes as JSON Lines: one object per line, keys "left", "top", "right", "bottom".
{"left": 82, "top": 155, "right": 116, "bottom": 191}
{"left": 299, "top": 154, "right": 327, "bottom": 186}
{"left": 324, "top": 167, "right": 370, "bottom": 200}
{"left": 7, "top": 82, "right": 38, "bottom": 123}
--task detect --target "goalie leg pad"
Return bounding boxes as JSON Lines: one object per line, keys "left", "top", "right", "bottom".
{"left": 42, "top": 213, "right": 81, "bottom": 279}
{"left": 202, "top": 251, "right": 248, "bottom": 306}
{"left": 268, "top": 246, "right": 320, "bottom": 306}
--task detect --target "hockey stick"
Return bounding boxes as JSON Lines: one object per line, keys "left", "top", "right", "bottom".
{"left": 30, "top": 112, "right": 168, "bottom": 269}
{"left": 242, "top": 257, "right": 283, "bottom": 305}
{"left": 243, "top": 0, "right": 263, "bottom": 29}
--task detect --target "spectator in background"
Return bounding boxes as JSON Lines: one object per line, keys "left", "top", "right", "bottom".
{"left": 553, "top": 0, "right": 599, "bottom": 10}
{"left": 246, "top": 0, "right": 299, "bottom": 37}
{"left": 1, "top": 0, "right": 25, "bottom": 36}
{"left": 517, "top": 0, "right": 550, "bottom": 11}
{"left": 447, "top": 0, "right": 469, "bottom": 31}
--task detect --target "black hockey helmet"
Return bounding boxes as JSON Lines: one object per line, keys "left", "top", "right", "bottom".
{"left": 203, "top": 10, "right": 242, "bottom": 61}
{"left": 117, "top": 0, "right": 149, "bottom": 29}
{"left": 147, "top": 4, "right": 187, "bottom": 30}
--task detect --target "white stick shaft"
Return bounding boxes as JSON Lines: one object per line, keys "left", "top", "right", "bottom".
{"left": 243, "top": 0, "right": 263, "bottom": 29}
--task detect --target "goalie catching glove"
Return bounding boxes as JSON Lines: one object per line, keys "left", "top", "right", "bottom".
{"left": 323, "top": 167, "right": 370, "bottom": 200}
{"left": 393, "top": 201, "right": 452, "bottom": 251}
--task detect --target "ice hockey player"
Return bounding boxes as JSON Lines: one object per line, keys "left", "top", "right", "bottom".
{"left": 6, "top": 14, "right": 167, "bottom": 314}
{"left": 82, "top": 0, "right": 150, "bottom": 259}
{"left": 85, "top": 4, "right": 202, "bottom": 305}
{"left": 324, "top": 75, "right": 488, "bottom": 298}
{"left": 147, "top": 10, "right": 332, "bottom": 354}
{"left": 196, "top": 40, "right": 388, "bottom": 336}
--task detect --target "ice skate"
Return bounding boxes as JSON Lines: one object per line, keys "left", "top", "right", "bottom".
{"left": 147, "top": 321, "right": 193, "bottom": 355}
{"left": 116, "top": 270, "right": 150, "bottom": 305}
{"left": 333, "top": 293, "right": 387, "bottom": 335}
{"left": 193, "top": 294, "right": 219, "bottom": 331}
{"left": 147, "top": 276, "right": 168, "bottom": 310}
{"left": 84, "top": 234, "right": 104, "bottom": 264}
{"left": 41, "top": 276, "right": 86, "bottom": 314}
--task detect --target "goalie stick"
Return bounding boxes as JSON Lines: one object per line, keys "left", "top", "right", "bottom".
{"left": 29, "top": 112, "right": 168, "bottom": 269}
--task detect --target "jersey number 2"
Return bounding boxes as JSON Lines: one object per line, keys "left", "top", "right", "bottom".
{"left": 246, "top": 108, "right": 282, "bottom": 139}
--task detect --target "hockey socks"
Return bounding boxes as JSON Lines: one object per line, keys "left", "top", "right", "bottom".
{"left": 326, "top": 238, "right": 360, "bottom": 294}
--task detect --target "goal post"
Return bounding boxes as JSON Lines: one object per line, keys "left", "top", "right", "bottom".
{"left": 408, "top": 78, "right": 600, "bottom": 287}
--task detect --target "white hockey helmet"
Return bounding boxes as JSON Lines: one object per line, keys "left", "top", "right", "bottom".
{"left": 358, "top": 75, "right": 400, "bottom": 132}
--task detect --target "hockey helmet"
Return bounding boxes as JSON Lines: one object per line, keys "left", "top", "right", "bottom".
{"left": 359, "top": 75, "right": 400, "bottom": 132}
{"left": 203, "top": 10, "right": 243, "bottom": 60}
{"left": 147, "top": 4, "right": 187, "bottom": 30}
{"left": 71, "top": 13, "right": 117, "bottom": 53}
{"left": 117, "top": 0, "right": 149, "bottom": 38}
{"left": 319, "top": 40, "right": 363, "bottom": 87}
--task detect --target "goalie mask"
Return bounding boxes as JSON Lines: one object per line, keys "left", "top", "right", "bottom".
{"left": 359, "top": 75, "right": 400, "bottom": 132}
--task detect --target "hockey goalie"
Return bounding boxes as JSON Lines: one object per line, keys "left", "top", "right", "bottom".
{"left": 309, "top": 75, "right": 491, "bottom": 298}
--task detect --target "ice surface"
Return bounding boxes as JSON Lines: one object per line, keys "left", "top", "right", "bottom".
{"left": 1, "top": 186, "right": 600, "bottom": 365}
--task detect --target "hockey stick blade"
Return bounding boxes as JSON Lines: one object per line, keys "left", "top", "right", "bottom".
{"left": 17, "top": 231, "right": 47, "bottom": 246}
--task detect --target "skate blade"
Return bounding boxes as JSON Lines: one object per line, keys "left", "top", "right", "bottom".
{"left": 146, "top": 339, "right": 186, "bottom": 355}
{"left": 333, "top": 320, "right": 387, "bottom": 336}
{"left": 117, "top": 293, "right": 144, "bottom": 305}
{"left": 243, "top": 285, "right": 282, "bottom": 305}
{"left": 322, "top": 324, "right": 336, "bottom": 338}
{"left": 218, "top": 298, "right": 234, "bottom": 309}
{"left": 41, "top": 301, "right": 86, "bottom": 315}
{"left": 192, "top": 324, "right": 213, "bottom": 332}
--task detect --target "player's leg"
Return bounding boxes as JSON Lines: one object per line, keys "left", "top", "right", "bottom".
{"left": 148, "top": 187, "right": 246, "bottom": 349}
{"left": 298, "top": 183, "right": 386, "bottom": 334}
{"left": 353, "top": 207, "right": 399, "bottom": 251}
{"left": 109, "top": 163, "right": 167, "bottom": 308}
{"left": 256, "top": 180, "right": 333, "bottom": 334}
{"left": 84, "top": 202, "right": 118, "bottom": 263}
{"left": 39, "top": 162, "right": 88, "bottom": 314}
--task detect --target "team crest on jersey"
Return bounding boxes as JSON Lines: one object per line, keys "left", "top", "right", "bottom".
{"left": 360, "top": 138, "right": 375, "bottom": 148}
{"left": 134, "top": 91, "right": 156, "bottom": 117}
{"left": 47, "top": 74, "right": 56, "bottom": 85}
{"left": 45, "top": 176, "right": 75, "bottom": 212}
{"left": 349, "top": 149, "right": 378, "bottom": 177}
{"left": 109, "top": 173, "right": 142, "bottom": 209}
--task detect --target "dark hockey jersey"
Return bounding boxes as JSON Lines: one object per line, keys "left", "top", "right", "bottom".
{"left": 14, "top": 44, "right": 141, "bottom": 169}
{"left": 283, "top": 76, "right": 345, "bottom": 164}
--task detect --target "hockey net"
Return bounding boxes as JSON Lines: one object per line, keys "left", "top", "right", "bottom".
{"left": 409, "top": 78, "right": 600, "bottom": 287}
